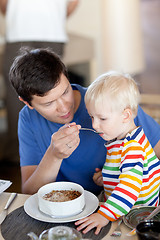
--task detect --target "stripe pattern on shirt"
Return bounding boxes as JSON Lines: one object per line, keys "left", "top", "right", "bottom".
{"left": 98, "top": 127, "right": 160, "bottom": 221}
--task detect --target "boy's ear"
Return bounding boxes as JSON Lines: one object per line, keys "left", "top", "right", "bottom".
{"left": 19, "top": 96, "right": 34, "bottom": 109}
{"left": 123, "top": 108, "right": 132, "bottom": 123}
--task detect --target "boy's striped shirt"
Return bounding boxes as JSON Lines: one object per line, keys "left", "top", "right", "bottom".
{"left": 98, "top": 126, "right": 160, "bottom": 221}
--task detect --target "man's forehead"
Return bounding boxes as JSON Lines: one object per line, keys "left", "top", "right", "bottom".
{"left": 31, "top": 75, "right": 70, "bottom": 103}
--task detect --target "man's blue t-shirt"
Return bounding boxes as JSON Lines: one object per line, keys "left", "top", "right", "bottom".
{"left": 18, "top": 84, "right": 160, "bottom": 195}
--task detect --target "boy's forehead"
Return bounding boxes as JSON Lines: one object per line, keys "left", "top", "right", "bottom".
{"left": 87, "top": 96, "right": 111, "bottom": 111}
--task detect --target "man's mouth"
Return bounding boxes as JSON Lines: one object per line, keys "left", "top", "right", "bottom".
{"left": 61, "top": 111, "right": 71, "bottom": 119}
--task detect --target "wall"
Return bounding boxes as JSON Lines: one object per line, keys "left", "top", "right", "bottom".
{"left": 67, "top": 0, "right": 160, "bottom": 94}
{"left": 0, "top": 12, "right": 5, "bottom": 45}
{"left": 66, "top": 0, "right": 103, "bottom": 80}
{"left": 137, "top": 0, "right": 160, "bottom": 94}
{"left": 67, "top": 0, "right": 144, "bottom": 79}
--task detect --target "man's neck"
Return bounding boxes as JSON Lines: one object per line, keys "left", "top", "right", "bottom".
{"left": 73, "top": 90, "right": 81, "bottom": 113}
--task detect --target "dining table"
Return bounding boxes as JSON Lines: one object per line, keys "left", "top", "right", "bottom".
{"left": 0, "top": 192, "right": 138, "bottom": 240}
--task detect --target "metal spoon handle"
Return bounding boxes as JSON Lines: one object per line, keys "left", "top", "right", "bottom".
{"left": 4, "top": 193, "right": 17, "bottom": 210}
{"left": 80, "top": 128, "right": 99, "bottom": 133}
{"left": 146, "top": 205, "right": 160, "bottom": 220}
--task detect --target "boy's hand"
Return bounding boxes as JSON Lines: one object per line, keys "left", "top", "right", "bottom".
{"left": 93, "top": 168, "right": 103, "bottom": 186}
{"left": 75, "top": 212, "right": 109, "bottom": 235}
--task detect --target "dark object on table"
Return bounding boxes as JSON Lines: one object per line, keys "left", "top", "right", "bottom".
{"left": 136, "top": 220, "right": 160, "bottom": 240}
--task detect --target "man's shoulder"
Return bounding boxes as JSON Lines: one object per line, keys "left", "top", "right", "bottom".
{"left": 19, "top": 105, "right": 40, "bottom": 121}
{"left": 19, "top": 105, "right": 29, "bottom": 116}
{"left": 19, "top": 105, "right": 54, "bottom": 134}
{"left": 71, "top": 83, "right": 87, "bottom": 94}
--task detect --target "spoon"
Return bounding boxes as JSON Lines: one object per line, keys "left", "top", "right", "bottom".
{"left": 80, "top": 128, "right": 101, "bottom": 134}
{"left": 0, "top": 193, "right": 17, "bottom": 224}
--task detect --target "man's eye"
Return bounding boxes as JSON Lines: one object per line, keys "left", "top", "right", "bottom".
{"left": 63, "top": 88, "right": 69, "bottom": 95}
{"left": 45, "top": 102, "right": 53, "bottom": 106}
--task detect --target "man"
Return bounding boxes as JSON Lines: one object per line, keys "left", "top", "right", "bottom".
{"left": 0, "top": 0, "right": 79, "bottom": 161}
{"left": 9, "top": 47, "right": 160, "bottom": 195}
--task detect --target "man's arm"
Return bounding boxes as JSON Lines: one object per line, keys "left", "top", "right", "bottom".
{"left": 153, "top": 140, "right": 160, "bottom": 159}
{"left": 67, "top": 0, "right": 79, "bottom": 17}
{"left": 0, "top": 0, "right": 7, "bottom": 15}
{"left": 21, "top": 148, "right": 63, "bottom": 194}
{"left": 21, "top": 123, "right": 80, "bottom": 194}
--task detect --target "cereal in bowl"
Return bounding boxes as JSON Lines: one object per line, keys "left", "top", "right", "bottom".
{"left": 43, "top": 190, "right": 81, "bottom": 202}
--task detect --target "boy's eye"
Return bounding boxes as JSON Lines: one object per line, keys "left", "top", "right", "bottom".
{"left": 100, "top": 118, "right": 106, "bottom": 121}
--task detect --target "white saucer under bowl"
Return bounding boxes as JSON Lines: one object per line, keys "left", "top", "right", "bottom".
{"left": 24, "top": 190, "right": 99, "bottom": 223}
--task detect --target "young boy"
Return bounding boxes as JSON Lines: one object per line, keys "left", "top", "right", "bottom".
{"left": 75, "top": 71, "right": 160, "bottom": 235}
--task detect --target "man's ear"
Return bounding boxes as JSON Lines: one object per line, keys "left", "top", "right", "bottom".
{"left": 19, "top": 96, "right": 34, "bottom": 109}
{"left": 123, "top": 108, "right": 132, "bottom": 123}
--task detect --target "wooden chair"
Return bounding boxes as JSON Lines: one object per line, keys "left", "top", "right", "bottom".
{"left": 140, "top": 94, "right": 160, "bottom": 124}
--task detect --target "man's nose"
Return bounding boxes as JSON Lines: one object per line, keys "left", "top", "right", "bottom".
{"left": 57, "top": 99, "right": 68, "bottom": 112}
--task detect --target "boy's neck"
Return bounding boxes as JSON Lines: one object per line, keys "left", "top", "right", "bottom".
{"left": 124, "top": 120, "right": 137, "bottom": 137}
{"left": 118, "top": 120, "right": 137, "bottom": 140}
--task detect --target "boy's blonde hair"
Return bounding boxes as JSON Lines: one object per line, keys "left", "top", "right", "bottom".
{"left": 85, "top": 71, "right": 141, "bottom": 118}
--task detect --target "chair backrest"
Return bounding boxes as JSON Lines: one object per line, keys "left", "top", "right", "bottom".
{"left": 140, "top": 94, "right": 160, "bottom": 124}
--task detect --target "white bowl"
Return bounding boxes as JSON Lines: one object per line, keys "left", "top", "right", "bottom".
{"left": 38, "top": 182, "right": 85, "bottom": 217}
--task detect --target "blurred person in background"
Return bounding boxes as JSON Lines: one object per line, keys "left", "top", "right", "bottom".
{"left": 0, "top": 0, "right": 79, "bottom": 161}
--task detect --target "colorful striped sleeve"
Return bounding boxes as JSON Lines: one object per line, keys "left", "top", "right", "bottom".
{"left": 98, "top": 140, "right": 144, "bottom": 221}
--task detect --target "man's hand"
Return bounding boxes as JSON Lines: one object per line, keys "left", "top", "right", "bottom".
{"left": 50, "top": 122, "right": 81, "bottom": 159}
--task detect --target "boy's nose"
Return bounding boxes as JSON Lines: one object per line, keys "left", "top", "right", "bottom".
{"left": 92, "top": 119, "right": 99, "bottom": 131}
